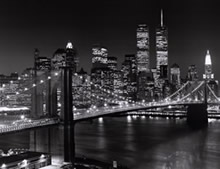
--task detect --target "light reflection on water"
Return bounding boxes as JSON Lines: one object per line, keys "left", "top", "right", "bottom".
{"left": 127, "top": 115, "right": 132, "bottom": 123}
{"left": 1, "top": 116, "right": 220, "bottom": 168}
{"left": 76, "top": 116, "right": 220, "bottom": 169}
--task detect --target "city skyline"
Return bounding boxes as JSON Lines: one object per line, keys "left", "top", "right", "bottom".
{"left": 0, "top": 0, "right": 220, "bottom": 80}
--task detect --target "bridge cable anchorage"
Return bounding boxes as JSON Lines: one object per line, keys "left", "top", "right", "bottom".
{"left": 2, "top": 71, "right": 61, "bottom": 104}
{"left": 207, "top": 84, "right": 219, "bottom": 102}
{"left": 179, "top": 81, "right": 205, "bottom": 102}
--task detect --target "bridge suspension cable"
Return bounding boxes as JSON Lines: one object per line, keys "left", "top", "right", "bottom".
{"left": 207, "top": 84, "right": 219, "bottom": 102}
{"left": 72, "top": 73, "right": 131, "bottom": 103}
{"left": 164, "top": 81, "right": 190, "bottom": 101}
{"left": 0, "top": 71, "right": 61, "bottom": 104}
{"left": 178, "top": 81, "right": 204, "bottom": 102}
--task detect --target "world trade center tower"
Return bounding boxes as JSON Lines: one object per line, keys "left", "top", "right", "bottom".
{"left": 136, "top": 24, "right": 150, "bottom": 74}
{"left": 156, "top": 9, "right": 168, "bottom": 79}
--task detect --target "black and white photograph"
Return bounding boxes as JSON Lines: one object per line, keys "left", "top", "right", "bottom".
{"left": 0, "top": 0, "right": 220, "bottom": 168}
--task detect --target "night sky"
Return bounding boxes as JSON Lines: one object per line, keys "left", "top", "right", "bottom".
{"left": 1, "top": 0, "right": 220, "bottom": 80}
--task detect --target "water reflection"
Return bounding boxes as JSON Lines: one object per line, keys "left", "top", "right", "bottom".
{"left": 127, "top": 115, "right": 132, "bottom": 123}
{"left": 98, "top": 117, "right": 103, "bottom": 123}
{"left": 1, "top": 117, "right": 220, "bottom": 168}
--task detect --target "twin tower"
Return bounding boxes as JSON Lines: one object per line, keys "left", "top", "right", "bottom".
{"left": 136, "top": 9, "right": 168, "bottom": 87}
{"left": 136, "top": 10, "right": 213, "bottom": 82}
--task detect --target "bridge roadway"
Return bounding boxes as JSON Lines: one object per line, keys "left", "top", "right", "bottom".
{"left": 74, "top": 101, "right": 220, "bottom": 122}
{"left": 0, "top": 100, "right": 219, "bottom": 134}
{"left": 0, "top": 118, "right": 59, "bottom": 135}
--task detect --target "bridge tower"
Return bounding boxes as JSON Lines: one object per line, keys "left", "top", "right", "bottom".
{"left": 187, "top": 50, "right": 212, "bottom": 127}
{"left": 31, "top": 42, "right": 76, "bottom": 165}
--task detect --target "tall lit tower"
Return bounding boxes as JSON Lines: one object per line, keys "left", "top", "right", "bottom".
{"left": 170, "top": 63, "right": 180, "bottom": 87}
{"left": 188, "top": 65, "right": 199, "bottom": 81}
{"left": 66, "top": 41, "right": 78, "bottom": 72}
{"left": 92, "top": 45, "right": 108, "bottom": 69}
{"left": 203, "top": 50, "right": 214, "bottom": 80}
{"left": 156, "top": 9, "right": 168, "bottom": 77}
{"left": 136, "top": 24, "right": 150, "bottom": 73}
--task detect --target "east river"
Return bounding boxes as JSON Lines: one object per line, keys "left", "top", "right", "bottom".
{"left": 1, "top": 116, "right": 220, "bottom": 169}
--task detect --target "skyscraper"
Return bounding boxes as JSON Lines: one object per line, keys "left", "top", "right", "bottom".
{"left": 188, "top": 65, "right": 198, "bottom": 81}
{"left": 156, "top": 9, "right": 168, "bottom": 78}
{"left": 66, "top": 41, "right": 78, "bottom": 72}
{"left": 72, "top": 68, "right": 91, "bottom": 108}
{"left": 51, "top": 48, "right": 66, "bottom": 70}
{"left": 92, "top": 45, "right": 108, "bottom": 69}
{"left": 136, "top": 24, "right": 151, "bottom": 101}
{"left": 107, "top": 56, "right": 117, "bottom": 71}
{"left": 107, "top": 56, "right": 118, "bottom": 93}
{"left": 91, "top": 45, "right": 112, "bottom": 106}
{"left": 51, "top": 41, "right": 77, "bottom": 72}
{"left": 203, "top": 50, "right": 218, "bottom": 99}
{"left": 34, "top": 49, "right": 51, "bottom": 71}
{"left": 136, "top": 24, "right": 150, "bottom": 73}
{"left": 170, "top": 63, "right": 180, "bottom": 87}
{"left": 204, "top": 50, "right": 214, "bottom": 80}
{"left": 122, "top": 54, "right": 137, "bottom": 100}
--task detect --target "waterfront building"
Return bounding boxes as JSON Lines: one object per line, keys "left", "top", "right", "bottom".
{"left": 170, "top": 63, "right": 180, "bottom": 88}
{"left": 91, "top": 67, "right": 113, "bottom": 106}
{"left": 51, "top": 41, "right": 77, "bottom": 72}
{"left": 122, "top": 54, "right": 137, "bottom": 100}
{"left": 156, "top": 9, "right": 168, "bottom": 88}
{"left": 51, "top": 48, "right": 66, "bottom": 70}
{"left": 66, "top": 41, "right": 78, "bottom": 72}
{"left": 203, "top": 50, "right": 218, "bottom": 99}
{"left": 114, "top": 70, "right": 124, "bottom": 96}
{"left": 17, "top": 69, "right": 33, "bottom": 108}
{"left": 187, "top": 65, "right": 198, "bottom": 81}
{"left": 107, "top": 56, "right": 117, "bottom": 71}
{"left": 136, "top": 24, "right": 150, "bottom": 73}
{"left": 204, "top": 50, "right": 214, "bottom": 80}
{"left": 0, "top": 73, "right": 19, "bottom": 106}
{"left": 72, "top": 68, "right": 91, "bottom": 108}
{"left": 92, "top": 45, "right": 108, "bottom": 68}
{"left": 163, "top": 80, "right": 172, "bottom": 98}
{"left": 107, "top": 56, "right": 123, "bottom": 96}
{"left": 34, "top": 49, "right": 51, "bottom": 72}
{"left": 91, "top": 45, "right": 116, "bottom": 106}
{"left": 136, "top": 24, "right": 151, "bottom": 100}
{"left": 107, "top": 56, "right": 118, "bottom": 92}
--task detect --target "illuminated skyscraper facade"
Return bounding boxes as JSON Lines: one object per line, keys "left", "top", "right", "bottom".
{"left": 35, "top": 57, "right": 51, "bottom": 71}
{"left": 204, "top": 50, "right": 214, "bottom": 80}
{"left": 122, "top": 54, "right": 137, "bottom": 100}
{"left": 51, "top": 41, "right": 77, "bottom": 72}
{"left": 91, "top": 45, "right": 113, "bottom": 106}
{"left": 66, "top": 41, "right": 78, "bottom": 72}
{"left": 170, "top": 63, "right": 180, "bottom": 87}
{"left": 187, "top": 65, "right": 198, "bottom": 81}
{"left": 92, "top": 45, "right": 108, "bottom": 68}
{"left": 72, "top": 68, "right": 91, "bottom": 108}
{"left": 0, "top": 73, "right": 19, "bottom": 106}
{"left": 136, "top": 24, "right": 150, "bottom": 100}
{"left": 203, "top": 50, "right": 218, "bottom": 99}
{"left": 34, "top": 49, "right": 51, "bottom": 71}
{"left": 51, "top": 48, "right": 66, "bottom": 70}
{"left": 107, "top": 56, "right": 117, "bottom": 71}
{"left": 156, "top": 10, "right": 168, "bottom": 78}
{"left": 136, "top": 24, "right": 150, "bottom": 73}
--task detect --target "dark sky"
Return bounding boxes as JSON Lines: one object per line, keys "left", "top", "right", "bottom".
{"left": 1, "top": 0, "right": 220, "bottom": 80}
